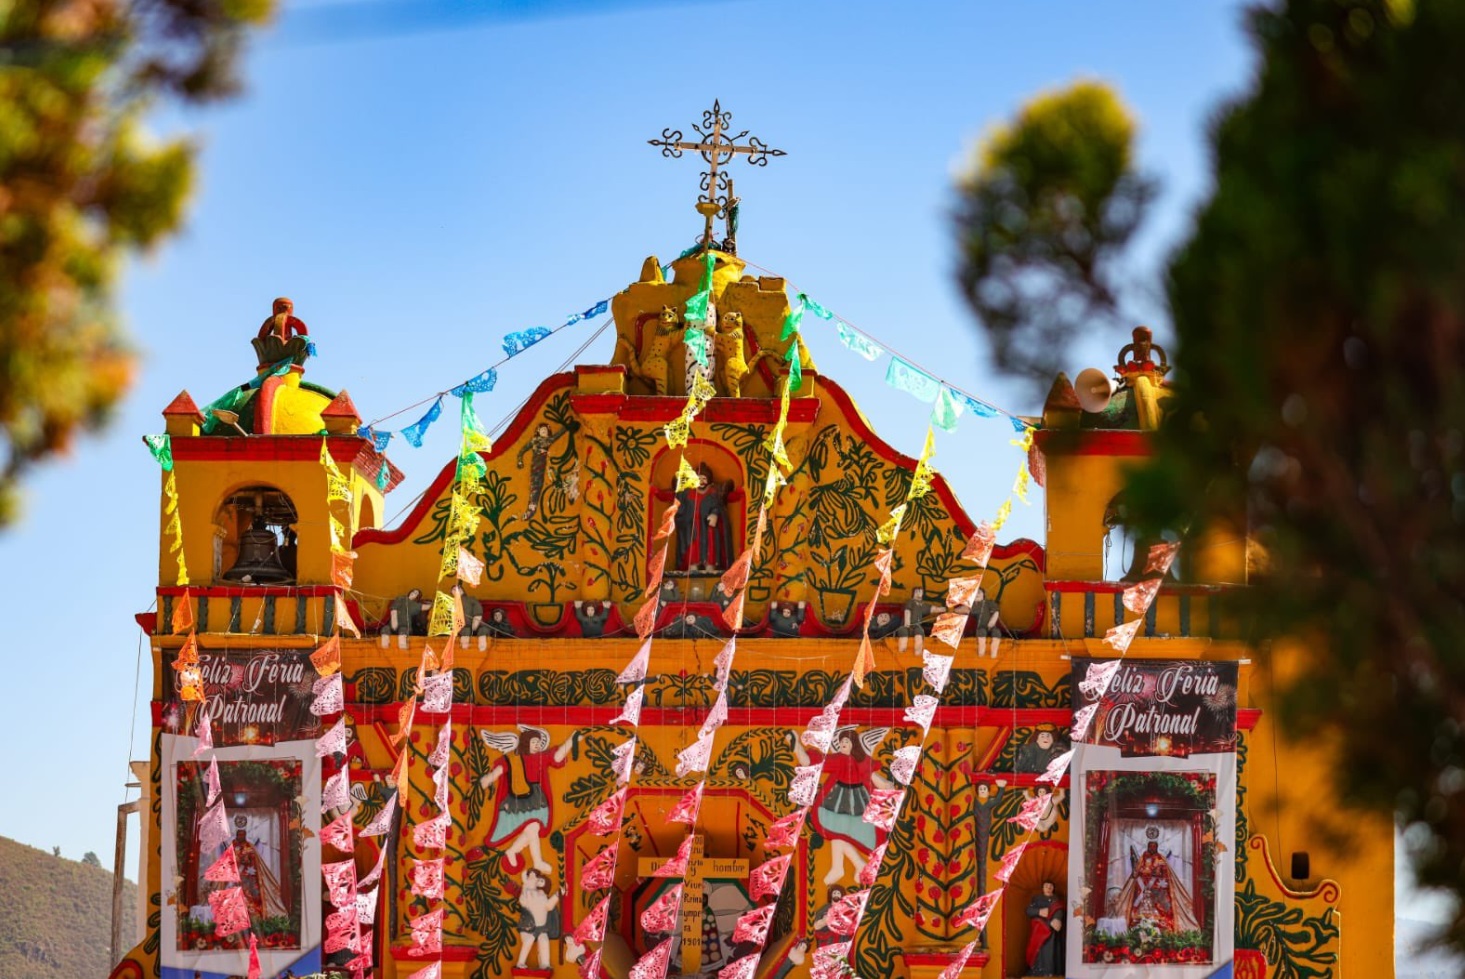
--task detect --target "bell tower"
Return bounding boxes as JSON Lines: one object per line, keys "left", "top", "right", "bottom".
{"left": 1037, "top": 329, "right": 1248, "bottom": 637}
{"left": 155, "top": 300, "right": 401, "bottom": 593}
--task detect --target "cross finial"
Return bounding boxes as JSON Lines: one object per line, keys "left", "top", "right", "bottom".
{"left": 649, "top": 99, "right": 785, "bottom": 254}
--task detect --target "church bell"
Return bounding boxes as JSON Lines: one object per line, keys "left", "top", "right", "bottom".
{"left": 221, "top": 489, "right": 296, "bottom": 584}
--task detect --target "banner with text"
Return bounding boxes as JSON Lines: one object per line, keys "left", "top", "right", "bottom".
{"left": 1066, "top": 659, "right": 1239, "bottom": 977}
{"left": 164, "top": 648, "right": 322, "bottom": 745}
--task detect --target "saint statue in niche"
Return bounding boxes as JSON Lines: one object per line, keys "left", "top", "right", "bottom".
{"left": 674, "top": 463, "right": 733, "bottom": 572}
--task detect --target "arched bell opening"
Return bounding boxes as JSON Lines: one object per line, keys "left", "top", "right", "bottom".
{"left": 1102, "top": 492, "right": 1181, "bottom": 583}
{"left": 215, "top": 485, "right": 299, "bottom": 584}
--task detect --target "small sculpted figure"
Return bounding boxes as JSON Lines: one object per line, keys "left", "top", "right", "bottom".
{"left": 253, "top": 297, "right": 311, "bottom": 368}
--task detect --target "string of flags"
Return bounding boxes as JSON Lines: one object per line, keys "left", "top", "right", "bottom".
{"left": 359, "top": 297, "right": 613, "bottom": 451}
{"left": 314, "top": 440, "right": 378, "bottom": 977}
{"left": 358, "top": 261, "right": 1033, "bottom": 457}
{"left": 930, "top": 537, "right": 1182, "bottom": 974}
{"left": 144, "top": 434, "right": 189, "bottom": 586}
{"left": 580, "top": 268, "right": 759, "bottom": 979}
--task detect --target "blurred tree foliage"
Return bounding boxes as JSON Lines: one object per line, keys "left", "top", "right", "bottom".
{"left": 957, "top": 0, "right": 1465, "bottom": 951}
{"left": 0, "top": 0, "right": 272, "bottom": 524}
{"left": 953, "top": 79, "right": 1154, "bottom": 381}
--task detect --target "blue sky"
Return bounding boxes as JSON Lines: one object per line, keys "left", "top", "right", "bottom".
{"left": 2, "top": 0, "right": 1447, "bottom": 932}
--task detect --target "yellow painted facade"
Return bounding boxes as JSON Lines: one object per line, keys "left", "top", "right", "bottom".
{"left": 115, "top": 249, "right": 1391, "bottom": 979}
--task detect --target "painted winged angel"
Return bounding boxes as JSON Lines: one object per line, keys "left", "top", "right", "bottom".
{"left": 793, "top": 725, "right": 892, "bottom": 884}
{"left": 478, "top": 724, "right": 577, "bottom": 873}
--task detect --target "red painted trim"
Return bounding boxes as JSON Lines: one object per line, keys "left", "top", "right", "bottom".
{"left": 107, "top": 959, "right": 146, "bottom": 979}
{"left": 351, "top": 372, "right": 1048, "bottom": 582}
{"left": 344, "top": 704, "right": 1078, "bottom": 728}
{"left": 144, "top": 701, "right": 1260, "bottom": 732}
{"left": 170, "top": 435, "right": 369, "bottom": 464}
{"left": 254, "top": 374, "right": 282, "bottom": 433}
{"left": 814, "top": 378, "right": 1047, "bottom": 570}
{"left": 390, "top": 945, "right": 479, "bottom": 962}
{"left": 321, "top": 390, "right": 361, "bottom": 420}
{"left": 611, "top": 396, "right": 822, "bottom": 424}
{"left": 353, "top": 373, "right": 577, "bottom": 548}
{"left": 1045, "top": 579, "right": 1237, "bottom": 595}
{"left": 576, "top": 365, "right": 626, "bottom": 377}
{"left": 903, "top": 952, "right": 992, "bottom": 968}
{"left": 569, "top": 393, "right": 628, "bottom": 414}
{"left": 157, "top": 585, "right": 342, "bottom": 598}
{"left": 162, "top": 390, "right": 205, "bottom": 421}
{"left": 1034, "top": 429, "right": 1152, "bottom": 457}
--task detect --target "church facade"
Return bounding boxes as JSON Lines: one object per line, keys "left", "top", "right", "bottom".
{"left": 113, "top": 245, "right": 1392, "bottom": 979}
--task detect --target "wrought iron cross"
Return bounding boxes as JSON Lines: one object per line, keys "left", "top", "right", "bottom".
{"left": 649, "top": 99, "right": 785, "bottom": 252}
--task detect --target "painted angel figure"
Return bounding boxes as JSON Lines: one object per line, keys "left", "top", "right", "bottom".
{"left": 478, "top": 725, "right": 576, "bottom": 873}
{"left": 512, "top": 867, "right": 564, "bottom": 969}
{"left": 792, "top": 726, "right": 893, "bottom": 885}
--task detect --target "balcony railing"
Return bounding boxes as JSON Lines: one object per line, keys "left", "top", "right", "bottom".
{"left": 1046, "top": 580, "right": 1240, "bottom": 640}
{"left": 155, "top": 586, "right": 355, "bottom": 637}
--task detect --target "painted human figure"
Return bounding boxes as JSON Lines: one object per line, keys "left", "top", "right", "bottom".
{"left": 516, "top": 421, "right": 569, "bottom": 520}
{"left": 1025, "top": 880, "right": 1066, "bottom": 976}
{"left": 792, "top": 726, "right": 893, "bottom": 885}
{"left": 252, "top": 297, "right": 310, "bottom": 367}
{"left": 674, "top": 464, "right": 732, "bottom": 572}
{"left": 1015, "top": 729, "right": 1066, "bottom": 774}
{"left": 1023, "top": 785, "right": 1066, "bottom": 834}
{"left": 896, "top": 587, "right": 943, "bottom": 653}
{"left": 868, "top": 610, "right": 901, "bottom": 640}
{"left": 1118, "top": 840, "right": 1200, "bottom": 933}
{"left": 381, "top": 588, "right": 429, "bottom": 649}
{"left": 573, "top": 600, "right": 610, "bottom": 638}
{"left": 484, "top": 607, "right": 516, "bottom": 639}
{"left": 970, "top": 587, "right": 1002, "bottom": 658}
{"left": 769, "top": 600, "right": 806, "bottom": 638}
{"left": 769, "top": 938, "right": 809, "bottom": 979}
{"left": 514, "top": 868, "right": 563, "bottom": 969}
{"left": 451, "top": 581, "right": 490, "bottom": 650}
{"left": 812, "top": 885, "right": 848, "bottom": 946}
{"left": 972, "top": 779, "right": 1007, "bottom": 895}
{"left": 231, "top": 820, "right": 287, "bottom": 920}
{"left": 478, "top": 725, "right": 576, "bottom": 873}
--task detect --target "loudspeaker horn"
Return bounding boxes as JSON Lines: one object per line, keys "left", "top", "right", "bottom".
{"left": 1075, "top": 367, "right": 1117, "bottom": 414}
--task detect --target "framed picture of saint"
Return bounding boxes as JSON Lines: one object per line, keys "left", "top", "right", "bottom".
{"left": 1080, "top": 770, "right": 1218, "bottom": 965}
{"left": 173, "top": 759, "right": 305, "bottom": 953}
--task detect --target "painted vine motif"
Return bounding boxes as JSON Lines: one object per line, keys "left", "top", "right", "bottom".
{"left": 1233, "top": 878, "right": 1339, "bottom": 979}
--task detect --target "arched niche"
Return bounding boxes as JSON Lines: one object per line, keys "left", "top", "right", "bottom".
{"left": 213, "top": 484, "right": 299, "bottom": 584}
{"left": 358, "top": 493, "right": 377, "bottom": 532}
{"left": 1102, "top": 492, "right": 1181, "bottom": 583}
{"left": 1001, "top": 840, "right": 1069, "bottom": 979}
{"left": 648, "top": 440, "right": 746, "bottom": 600}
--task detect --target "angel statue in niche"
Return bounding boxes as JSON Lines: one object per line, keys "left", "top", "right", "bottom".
{"left": 791, "top": 726, "right": 893, "bottom": 885}
{"left": 477, "top": 724, "right": 577, "bottom": 874}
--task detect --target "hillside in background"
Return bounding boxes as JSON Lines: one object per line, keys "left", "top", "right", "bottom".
{"left": 0, "top": 835, "right": 136, "bottom": 979}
